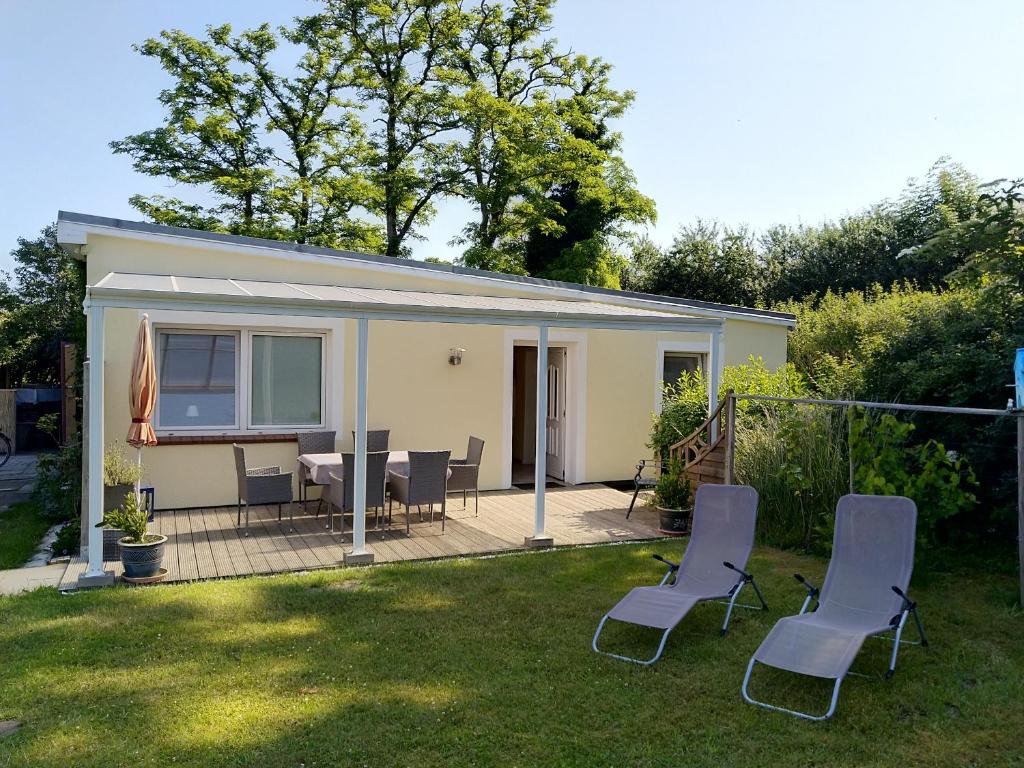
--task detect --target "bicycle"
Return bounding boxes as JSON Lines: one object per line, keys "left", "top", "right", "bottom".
{"left": 0, "top": 430, "right": 11, "bottom": 469}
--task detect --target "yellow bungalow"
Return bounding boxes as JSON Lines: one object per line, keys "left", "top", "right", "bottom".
{"left": 57, "top": 211, "right": 794, "bottom": 585}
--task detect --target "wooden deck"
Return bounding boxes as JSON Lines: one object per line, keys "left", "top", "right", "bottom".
{"left": 60, "top": 484, "right": 662, "bottom": 588}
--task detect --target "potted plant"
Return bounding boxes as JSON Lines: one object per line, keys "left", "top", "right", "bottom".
{"left": 97, "top": 491, "right": 166, "bottom": 580}
{"left": 653, "top": 458, "right": 693, "bottom": 536}
{"left": 102, "top": 445, "right": 144, "bottom": 560}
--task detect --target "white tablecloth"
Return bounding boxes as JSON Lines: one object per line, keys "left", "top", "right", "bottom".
{"left": 298, "top": 451, "right": 411, "bottom": 485}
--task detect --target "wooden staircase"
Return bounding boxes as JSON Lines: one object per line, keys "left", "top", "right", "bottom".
{"left": 668, "top": 392, "right": 735, "bottom": 488}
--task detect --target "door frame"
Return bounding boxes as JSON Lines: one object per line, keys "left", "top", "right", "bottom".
{"left": 502, "top": 329, "right": 587, "bottom": 488}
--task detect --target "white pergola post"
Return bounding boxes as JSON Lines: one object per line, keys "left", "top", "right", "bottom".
{"left": 345, "top": 317, "right": 373, "bottom": 565}
{"left": 81, "top": 305, "right": 114, "bottom": 586}
{"left": 526, "top": 325, "right": 553, "bottom": 547}
{"left": 708, "top": 328, "right": 724, "bottom": 441}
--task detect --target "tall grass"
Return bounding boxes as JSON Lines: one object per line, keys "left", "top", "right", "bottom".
{"left": 734, "top": 404, "right": 849, "bottom": 552}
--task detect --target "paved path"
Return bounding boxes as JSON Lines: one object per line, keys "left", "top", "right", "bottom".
{"left": 0, "top": 563, "right": 65, "bottom": 595}
{"left": 0, "top": 453, "right": 39, "bottom": 511}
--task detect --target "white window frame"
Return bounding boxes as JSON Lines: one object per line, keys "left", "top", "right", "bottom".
{"left": 654, "top": 339, "right": 711, "bottom": 415}
{"left": 247, "top": 330, "right": 327, "bottom": 431}
{"left": 149, "top": 311, "right": 341, "bottom": 437}
{"left": 154, "top": 328, "right": 242, "bottom": 430}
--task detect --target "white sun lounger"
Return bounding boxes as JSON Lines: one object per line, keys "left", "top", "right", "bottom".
{"left": 592, "top": 484, "right": 767, "bottom": 665}
{"left": 742, "top": 494, "right": 928, "bottom": 720}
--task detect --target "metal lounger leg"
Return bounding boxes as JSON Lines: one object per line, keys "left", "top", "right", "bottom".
{"left": 591, "top": 615, "right": 673, "bottom": 666}
{"left": 626, "top": 485, "right": 640, "bottom": 520}
{"left": 720, "top": 581, "right": 745, "bottom": 636}
{"left": 741, "top": 658, "right": 843, "bottom": 721}
{"left": 910, "top": 605, "right": 928, "bottom": 647}
{"left": 886, "top": 610, "right": 910, "bottom": 679}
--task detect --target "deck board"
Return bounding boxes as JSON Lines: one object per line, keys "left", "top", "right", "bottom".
{"left": 60, "top": 484, "right": 663, "bottom": 589}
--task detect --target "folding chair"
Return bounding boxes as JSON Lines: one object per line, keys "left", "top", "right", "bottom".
{"left": 742, "top": 494, "right": 928, "bottom": 721}
{"left": 593, "top": 484, "right": 767, "bottom": 665}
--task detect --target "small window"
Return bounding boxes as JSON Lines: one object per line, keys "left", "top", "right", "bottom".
{"left": 663, "top": 352, "right": 703, "bottom": 388}
{"left": 250, "top": 334, "right": 323, "bottom": 427}
{"left": 157, "top": 331, "right": 238, "bottom": 428}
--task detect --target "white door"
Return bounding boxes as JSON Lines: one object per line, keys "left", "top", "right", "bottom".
{"left": 545, "top": 347, "right": 566, "bottom": 480}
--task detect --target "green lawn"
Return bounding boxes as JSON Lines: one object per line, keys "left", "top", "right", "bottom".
{"left": 0, "top": 501, "right": 50, "bottom": 570}
{"left": 0, "top": 542, "right": 1021, "bottom": 767}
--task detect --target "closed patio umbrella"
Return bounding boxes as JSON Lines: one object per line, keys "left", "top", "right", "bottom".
{"left": 126, "top": 313, "right": 158, "bottom": 506}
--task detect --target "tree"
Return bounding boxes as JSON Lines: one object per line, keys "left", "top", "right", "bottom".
{"left": 448, "top": 0, "right": 571, "bottom": 275}
{"left": 321, "top": 0, "right": 465, "bottom": 257}
{"left": 0, "top": 225, "right": 85, "bottom": 387}
{"left": 623, "top": 221, "right": 768, "bottom": 307}
{"left": 521, "top": 57, "right": 654, "bottom": 287}
{"left": 112, "top": 22, "right": 383, "bottom": 251}
{"left": 451, "top": 0, "right": 653, "bottom": 285}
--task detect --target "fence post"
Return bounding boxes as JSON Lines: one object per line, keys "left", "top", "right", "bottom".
{"left": 1017, "top": 411, "right": 1023, "bottom": 608}
{"left": 724, "top": 390, "right": 736, "bottom": 485}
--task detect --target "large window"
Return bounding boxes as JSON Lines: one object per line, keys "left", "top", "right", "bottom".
{"left": 251, "top": 334, "right": 323, "bottom": 427}
{"left": 156, "top": 329, "right": 325, "bottom": 431}
{"left": 157, "top": 332, "right": 238, "bottom": 428}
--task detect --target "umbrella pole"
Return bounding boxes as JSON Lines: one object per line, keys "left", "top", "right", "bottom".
{"left": 135, "top": 446, "right": 142, "bottom": 504}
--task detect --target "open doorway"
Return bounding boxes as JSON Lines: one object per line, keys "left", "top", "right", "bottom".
{"left": 512, "top": 344, "right": 567, "bottom": 487}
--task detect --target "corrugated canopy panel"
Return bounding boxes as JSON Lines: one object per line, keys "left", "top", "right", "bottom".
{"left": 89, "top": 272, "right": 722, "bottom": 332}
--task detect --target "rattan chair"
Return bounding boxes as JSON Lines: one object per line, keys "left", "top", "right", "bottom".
{"left": 448, "top": 436, "right": 484, "bottom": 516}
{"left": 327, "top": 451, "right": 389, "bottom": 536}
{"left": 233, "top": 444, "right": 294, "bottom": 534}
{"left": 296, "top": 430, "right": 337, "bottom": 514}
{"left": 351, "top": 429, "right": 390, "bottom": 452}
{"left": 388, "top": 450, "right": 451, "bottom": 535}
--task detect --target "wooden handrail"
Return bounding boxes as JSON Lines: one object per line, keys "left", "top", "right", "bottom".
{"left": 667, "top": 389, "right": 734, "bottom": 475}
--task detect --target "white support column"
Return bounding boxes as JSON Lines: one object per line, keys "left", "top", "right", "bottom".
{"left": 708, "top": 328, "right": 724, "bottom": 441}
{"left": 526, "top": 325, "right": 553, "bottom": 548}
{"left": 345, "top": 317, "right": 373, "bottom": 565}
{"left": 81, "top": 305, "right": 114, "bottom": 586}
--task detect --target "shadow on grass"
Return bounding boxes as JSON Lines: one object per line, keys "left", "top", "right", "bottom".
{"left": 0, "top": 542, "right": 1022, "bottom": 767}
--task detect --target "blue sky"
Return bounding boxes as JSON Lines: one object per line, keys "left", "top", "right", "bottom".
{"left": 2, "top": 0, "right": 1022, "bottom": 272}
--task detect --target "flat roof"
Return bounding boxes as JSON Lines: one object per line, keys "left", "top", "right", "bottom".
{"left": 88, "top": 272, "right": 724, "bottom": 333}
{"left": 59, "top": 210, "right": 796, "bottom": 326}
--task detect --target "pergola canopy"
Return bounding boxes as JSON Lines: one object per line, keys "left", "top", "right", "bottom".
{"left": 87, "top": 272, "right": 724, "bottom": 333}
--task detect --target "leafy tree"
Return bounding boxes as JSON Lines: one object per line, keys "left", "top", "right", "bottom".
{"left": 626, "top": 159, "right": 981, "bottom": 306}
{"left": 625, "top": 221, "right": 768, "bottom": 306}
{"left": 451, "top": 0, "right": 652, "bottom": 285}
{"left": 0, "top": 225, "right": 85, "bottom": 387}
{"left": 321, "top": 0, "right": 465, "bottom": 257}
{"left": 448, "top": 0, "right": 569, "bottom": 275}
{"left": 918, "top": 178, "right": 1024, "bottom": 301}
{"left": 522, "top": 58, "right": 654, "bottom": 287}
{"left": 113, "top": 22, "right": 383, "bottom": 250}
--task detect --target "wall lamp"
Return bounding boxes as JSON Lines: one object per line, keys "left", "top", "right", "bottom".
{"left": 448, "top": 347, "right": 466, "bottom": 366}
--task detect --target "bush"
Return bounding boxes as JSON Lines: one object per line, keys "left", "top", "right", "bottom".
{"left": 653, "top": 458, "right": 691, "bottom": 509}
{"left": 103, "top": 444, "right": 143, "bottom": 487}
{"left": 51, "top": 519, "right": 80, "bottom": 557}
{"left": 734, "top": 404, "right": 847, "bottom": 553}
{"left": 34, "top": 436, "right": 81, "bottom": 522}
{"left": 782, "top": 284, "right": 1020, "bottom": 558}
{"left": 649, "top": 356, "right": 808, "bottom": 458}
{"left": 97, "top": 492, "right": 153, "bottom": 544}
{"left": 849, "top": 407, "right": 978, "bottom": 550}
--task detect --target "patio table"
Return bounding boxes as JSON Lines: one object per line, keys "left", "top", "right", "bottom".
{"left": 297, "top": 450, "right": 429, "bottom": 486}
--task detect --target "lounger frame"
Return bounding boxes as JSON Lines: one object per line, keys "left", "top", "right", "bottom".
{"left": 741, "top": 577, "right": 928, "bottom": 720}
{"left": 592, "top": 556, "right": 768, "bottom": 666}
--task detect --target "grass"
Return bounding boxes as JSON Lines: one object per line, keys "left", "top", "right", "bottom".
{"left": 0, "top": 542, "right": 1021, "bottom": 767}
{"left": 0, "top": 501, "right": 51, "bottom": 570}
